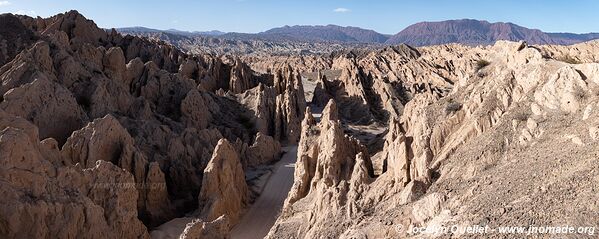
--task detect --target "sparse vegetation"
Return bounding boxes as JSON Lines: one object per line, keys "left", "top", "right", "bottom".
{"left": 477, "top": 71, "right": 487, "bottom": 78}
{"left": 476, "top": 59, "right": 491, "bottom": 71}
{"left": 445, "top": 100, "right": 462, "bottom": 114}
{"left": 557, "top": 55, "right": 581, "bottom": 64}
{"left": 573, "top": 85, "right": 588, "bottom": 101}
{"left": 513, "top": 111, "right": 530, "bottom": 122}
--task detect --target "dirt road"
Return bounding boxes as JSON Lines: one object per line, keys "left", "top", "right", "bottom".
{"left": 230, "top": 146, "right": 298, "bottom": 239}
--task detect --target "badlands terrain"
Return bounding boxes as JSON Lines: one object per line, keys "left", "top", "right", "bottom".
{"left": 1, "top": 10, "right": 599, "bottom": 239}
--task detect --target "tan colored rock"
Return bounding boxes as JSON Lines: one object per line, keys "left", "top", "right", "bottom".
{"left": 0, "top": 120, "right": 149, "bottom": 238}
{"left": 0, "top": 108, "right": 39, "bottom": 142}
{"left": 238, "top": 84, "right": 277, "bottom": 136}
{"left": 590, "top": 127, "right": 599, "bottom": 141}
{"left": 229, "top": 59, "right": 257, "bottom": 94}
{"left": 397, "top": 180, "right": 428, "bottom": 205}
{"left": 534, "top": 66, "right": 588, "bottom": 113}
{"left": 274, "top": 100, "right": 372, "bottom": 238}
{"left": 411, "top": 193, "right": 446, "bottom": 225}
{"left": 61, "top": 114, "right": 173, "bottom": 226}
{"left": 62, "top": 114, "right": 134, "bottom": 168}
{"left": 237, "top": 67, "right": 306, "bottom": 144}
{"left": 0, "top": 41, "right": 54, "bottom": 95}
{"left": 179, "top": 216, "right": 230, "bottom": 239}
{"left": 273, "top": 67, "right": 307, "bottom": 144}
{"left": 144, "top": 162, "right": 173, "bottom": 226}
{"left": 284, "top": 107, "right": 318, "bottom": 205}
{"left": 181, "top": 89, "right": 212, "bottom": 130}
{"left": 198, "top": 139, "right": 249, "bottom": 225}
{"left": 103, "top": 46, "right": 127, "bottom": 82}
{"left": 179, "top": 59, "right": 198, "bottom": 80}
{"left": 247, "top": 132, "right": 281, "bottom": 167}
{"left": 126, "top": 57, "right": 145, "bottom": 87}
{"left": 0, "top": 76, "right": 87, "bottom": 144}
{"left": 380, "top": 117, "right": 411, "bottom": 186}
{"left": 41, "top": 10, "right": 108, "bottom": 46}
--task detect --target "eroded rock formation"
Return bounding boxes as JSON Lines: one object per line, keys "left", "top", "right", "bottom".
{"left": 0, "top": 110, "right": 148, "bottom": 238}
{"left": 3, "top": 9, "right": 599, "bottom": 239}
{"left": 197, "top": 139, "right": 249, "bottom": 225}
{"left": 0, "top": 11, "right": 305, "bottom": 238}
{"left": 269, "top": 40, "right": 599, "bottom": 238}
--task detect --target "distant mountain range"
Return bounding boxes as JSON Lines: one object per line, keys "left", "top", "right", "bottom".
{"left": 386, "top": 19, "right": 599, "bottom": 46}
{"left": 116, "top": 26, "right": 225, "bottom": 37}
{"left": 116, "top": 20, "right": 599, "bottom": 46}
{"left": 255, "top": 25, "right": 390, "bottom": 43}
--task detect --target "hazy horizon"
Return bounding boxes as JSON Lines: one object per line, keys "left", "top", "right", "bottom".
{"left": 1, "top": 0, "right": 598, "bottom": 34}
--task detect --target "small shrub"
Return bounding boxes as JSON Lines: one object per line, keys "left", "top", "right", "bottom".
{"left": 513, "top": 111, "right": 530, "bottom": 122}
{"left": 558, "top": 55, "right": 581, "bottom": 64}
{"left": 573, "top": 85, "right": 588, "bottom": 101}
{"left": 477, "top": 71, "right": 487, "bottom": 78}
{"left": 445, "top": 101, "right": 462, "bottom": 114}
{"left": 476, "top": 59, "right": 491, "bottom": 71}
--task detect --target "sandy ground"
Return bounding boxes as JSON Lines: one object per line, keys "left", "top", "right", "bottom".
{"left": 150, "top": 147, "right": 297, "bottom": 239}
{"left": 150, "top": 217, "right": 195, "bottom": 239}
{"left": 230, "top": 146, "right": 298, "bottom": 239}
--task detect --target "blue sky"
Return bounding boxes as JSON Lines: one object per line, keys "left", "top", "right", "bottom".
{"left": 1, "top": 0, "right": 598, "bottom": 34}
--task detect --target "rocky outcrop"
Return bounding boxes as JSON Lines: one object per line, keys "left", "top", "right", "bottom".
{"left": 39, "top": 10, "right": 108, "bottom": 47}
{"left": 237, "top": 66, "right": 306, "bottom": 144}
{"left": 272, "top": 40, "right": 599, "bottom": 238}
{"left": 61, "top": 115, "right": 174, "bottom": 227}
{"left": 181, "top": 89, "right": 212, "bottom": 130}
{"left": 8, "top": 8, "right": 599, "bottom": 239}
{"left": 0, "top": 111, "right": 149, "bottom": 238}
{"left": 273, "top": 67, "right": 307, "bottom": 143}
{"left": 0, "top": 11, "right": 298, "bottom": 238}
{"left": 197, "top": 139, "right": 249, "bottom": 225}
{"left": 378, "top": 117, "right": 411, "bottom": 185}
{"left": 271, "top": 100, "right": 373, "bottom": 238}
{"left": 0, "top": 14, "right": 38, "bottom": 66}
{"left": 235, "top": 132, "right": 282, "bottom": 168}
{"left": 179, "top": 216, "right": 230, "bottom": 239}
{"left": 229, "top": 59, "right": 258, "bottom": 94}
{"left": 0, "top": 41, "right": 54, "bottom": 95}
{"left": 0, "top": 75, "right": 87, "bottom": 144}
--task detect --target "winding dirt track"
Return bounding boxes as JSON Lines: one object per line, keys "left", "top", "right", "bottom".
{"left": 230, "top": 146, "right": 298, "bottom": 239}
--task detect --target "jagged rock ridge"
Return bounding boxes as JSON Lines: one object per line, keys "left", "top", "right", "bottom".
{"left": 0, "top": 10, "right": 307, "bottom": 238}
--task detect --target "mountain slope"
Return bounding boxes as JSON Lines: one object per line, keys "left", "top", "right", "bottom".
{"left": 386, "top": 19, "right": 599, "bottom": 46}
{"left": 257, "top": 25, "right": 389, "bottom": 43}
{"left": 116, "top": 26, "right": 225, "bottom": 36}
{"left": 118, "top": 21, "right": 599, "bottom": 48}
